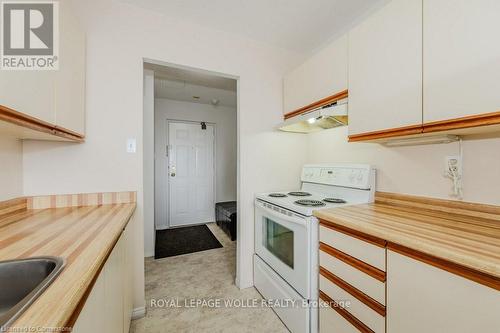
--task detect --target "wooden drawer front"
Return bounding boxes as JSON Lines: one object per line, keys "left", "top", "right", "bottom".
{"left": 319, "top": 305, "right": 360, "bottom": 333}
{"left": 320, "top": 249, "right": 385, "bottom": 305}
{"left": 320, "top": 224, "right": 386, "bottom": 271}
{"left": 320, "top": 275, "right": 385, "bottom": 333}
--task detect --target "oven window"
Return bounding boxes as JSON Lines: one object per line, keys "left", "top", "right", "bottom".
{"left": 263, "top": 218, "right": 294, "bottom": 268}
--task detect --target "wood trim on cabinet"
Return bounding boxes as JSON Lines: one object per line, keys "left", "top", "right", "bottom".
{"left": 0, "top": 104, "right": 84, "bottom": 142}
{"left": 283, "top": 89, "right": 348, "bottom": 120}
{"left": 319, "top": 219, "right": 387, "bottom": 248}
{"left": 320, "top": 266, "right": 386, "bottom": 317}
{"left": 388, "top": 242, "right": 500, "bottom": 291}
{"left": 348, "top": 124, "right": 423, "bottom": 142}
{"left": 319, "top": 290, "right": 375, "bottom": 333}
{"left": 348, "top": 111, "right": 500, "bottom": 142}
{"left": 423, "top": 110, "right": 500, "bottom": 133}
{"left": 320, "top": 242, "right": 386, "bottom": 282}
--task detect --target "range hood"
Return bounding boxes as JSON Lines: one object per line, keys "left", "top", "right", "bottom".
{"left": 277, "top": 98, "right": 348, "bottom": 133}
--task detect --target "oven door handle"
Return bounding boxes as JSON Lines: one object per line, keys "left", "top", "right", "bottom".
{"left": 255, "top": 200, "right": 308, "bottom": 227}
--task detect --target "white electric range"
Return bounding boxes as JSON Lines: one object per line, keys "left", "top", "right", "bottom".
{"left": 254, "top": 164, "right": 376, "bottom": 333}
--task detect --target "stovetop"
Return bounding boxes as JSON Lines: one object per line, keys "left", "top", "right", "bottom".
{"left": 256, "top": 187, "right": 368, "bottom": 216}
{"left": 256, "top": 164, "right": 375, "bottom": 216}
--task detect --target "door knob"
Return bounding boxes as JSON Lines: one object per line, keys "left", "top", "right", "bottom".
{"left": 170, "top": 172, "right": 176, "bottom": 177}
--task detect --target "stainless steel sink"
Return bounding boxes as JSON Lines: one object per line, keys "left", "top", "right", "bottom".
{"left": 0, "top": 257, "right": 65, "bottom": 329}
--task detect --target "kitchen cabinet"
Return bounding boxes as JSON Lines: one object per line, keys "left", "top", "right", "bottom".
{"left": 55, "top": 0, "right": 86, "bottom": 135}
{"left": 104, "top": 232, "right": 125, "bottom": 333}
{"left": 0, "top": 0, "right": 85, "bottom": 140}
{"left": 283, "top": 34, "right": 348, "bottom": 115}
{"left": 387, "top": 250, "right": 500, "bottom": 333}
{"left": 423, "top": 0, "right": 500, "bottom": 125}
{"left": 348, "top": 0, "right": 422, "bottom": 138}
{"left": 71, "top": 271, "right": 106, "bottom": 333}
{"left": 72, "top": 225, "right": 133, "bottom": 333}
{"left": 122, "top": 223, "right": 133, "bottom": 331}
{"left": 0, "top": 72, "right": 56, "bottom": 125}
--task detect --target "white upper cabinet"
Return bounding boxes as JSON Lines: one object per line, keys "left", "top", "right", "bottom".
{"left": 283, "top": 34, "right": 348, "bottom": 114}
{"left": 423, "top": 0, "right": 500, "bottom": 123}
{"left": 0, "top": 71, "right": 56, "bottom": 123}
{"left": 0, "top": 0, "right": 85, "bottom": 139}
{"left": 348, "top": 0, "right": 423, "bottom": 136}
{"left": 55, "top": 0, "right": 86, "bottom": 135}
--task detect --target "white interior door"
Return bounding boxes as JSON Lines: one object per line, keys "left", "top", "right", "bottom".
{"left": 168, "top": 122, "right": 215, "bottom": 227}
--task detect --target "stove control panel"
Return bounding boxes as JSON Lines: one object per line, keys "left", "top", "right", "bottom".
{"left": 301, "top": 164, "right": 374, "bottom": 189}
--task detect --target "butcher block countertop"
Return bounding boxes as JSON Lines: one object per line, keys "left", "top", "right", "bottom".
{"left": 314, "top": 192, "right": 500, "bottom": 288}
{"left": 0, "top": 201, "right": 136, "bottom": 330}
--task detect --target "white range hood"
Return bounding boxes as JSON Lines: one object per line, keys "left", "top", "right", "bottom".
{"left": 277, "top": 98, "right": 348, "bottom": 133}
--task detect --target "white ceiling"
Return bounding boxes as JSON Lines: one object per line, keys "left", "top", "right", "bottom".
{"left": 145, "top": 63, "right": 237, "bottom": 91}
{"left": 154, "top": 78, "right": 237, "bottom": 108}
{"left": 121, "top": 0, "right": 384, "bottom": 54}
{"left": 145, "top": 63, "right": 237, "bottom": 107}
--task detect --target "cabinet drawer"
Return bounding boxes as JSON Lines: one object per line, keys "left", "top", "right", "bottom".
{"left": 320, "top": 250, "right": 385, "bottom": 305}
{"left": 320, "top": 275, "right": 385, "bottom": 333}
{"left": 319, "top": 305, "right": 359, "bottom": 333}
{"left": 320, "top": 224, "right": 386, "bottom": 271}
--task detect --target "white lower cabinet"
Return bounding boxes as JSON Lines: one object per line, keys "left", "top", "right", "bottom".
{"left": 72, "top": 225, "right": 132, "bottom": 333}
{"left": 122, "top": 224, "right": 133, "bottom": 331}
{"left": 387, "top": 250, "right": 500, "bottom": 333}
{"left": 319, "top": 306, "right": 359, "bottom": 333}
{"left": 71, "top": 272, "right": 105, "bottom": 333}
{"left": 104, "top": 234, "right": 125, "bottom": 333}
{"left": 319, "top": 225, "right": 386, "bottom": 333}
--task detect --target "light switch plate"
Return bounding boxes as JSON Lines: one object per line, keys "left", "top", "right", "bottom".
{"left": 127, "top": 138, "right": 136, "bottom": 153}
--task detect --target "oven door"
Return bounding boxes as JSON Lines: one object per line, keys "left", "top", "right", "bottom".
{"left": 254, "top": 199, "right": 311, "bottom": 298}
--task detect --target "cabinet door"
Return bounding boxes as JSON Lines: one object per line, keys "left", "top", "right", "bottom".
{"left": 423, "top": 0, "right": 500, "bottom": 123}
{"left": 0, "top": 71, "right": 55, "bottom": 124}
{"left": 348, "top": 0, "right": 422, "bottom": 136}
{"left": 387, "top": 250, "right": 500, "bottom": 333}
{"left": 123, "top": 224, "right": 133, "bottom": 333}
{"left": 72, "top": 272, "right": 106, "bottom": 333}
{"left": 104, "top": 234, "right": 125, "bottom": 333}
{"left": 283, "top": 34, "right": 348, "bottom": 114}
{"left": 55, "top": 0, "right": 86, "bottom": 135}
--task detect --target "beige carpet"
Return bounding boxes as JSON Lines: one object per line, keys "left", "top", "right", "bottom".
{"left": 130, "top": 223, "right": 289, "bottom": 333}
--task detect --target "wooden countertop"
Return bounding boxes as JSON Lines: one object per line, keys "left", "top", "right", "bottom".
{"left": 314, "top": 192, "right": 500, "bottom": 288}
{"left": 0, "top": 202, "right": 136, "bottom": 330}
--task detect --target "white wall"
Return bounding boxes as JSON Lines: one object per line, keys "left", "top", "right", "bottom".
{"left": 22, "top": 0, "right": 307, "bottom": 298}
{"left": 0, "top": 136, "right": 23, "bottom": 201}
{"left": 153, "top": 98, "right": 237, "bottom": 232}
{"left": 306, "top": 127, "right": 500, "bottom": 205}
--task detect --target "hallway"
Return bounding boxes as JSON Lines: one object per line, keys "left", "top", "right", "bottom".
{"left": 131, "top": 224, "right": 288, "bottom": 333}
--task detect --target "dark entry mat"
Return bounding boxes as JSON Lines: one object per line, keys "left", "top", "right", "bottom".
{"left": 155, "top": 225, "right": 223, "bottom": 259}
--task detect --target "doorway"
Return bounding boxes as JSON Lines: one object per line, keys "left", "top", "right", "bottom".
{"left": 143, "top": 60, "right": 238, "bottom": 263}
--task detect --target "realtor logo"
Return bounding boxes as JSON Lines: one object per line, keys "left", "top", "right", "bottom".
{"left": 1, "top": 1, "right": 59, "bottom": 70}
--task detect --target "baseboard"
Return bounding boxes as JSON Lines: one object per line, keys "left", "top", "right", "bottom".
{"left": 131, "top": 306, "right": 146, "bottom": 320}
